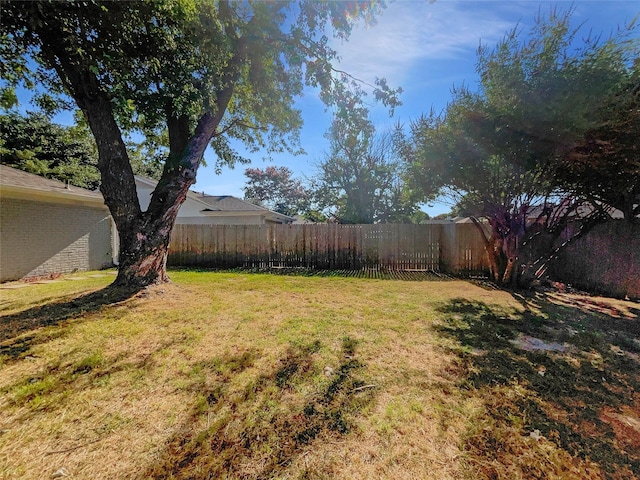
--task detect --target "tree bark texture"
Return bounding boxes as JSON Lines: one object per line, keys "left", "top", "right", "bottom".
{"left": 471, "top": 213, "right": 526, "bottom": 286}
{"left": 34, "top": 9, "right": 244, "bottom": 289}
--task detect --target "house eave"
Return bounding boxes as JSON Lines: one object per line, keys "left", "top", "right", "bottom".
{"left": 199, "top": 210, "right": 294, "bottom": 223}
{"left": 0, "top": 184, "right": 108, "bottom": 209}
{"left": 200, "top": 210, "right": 262, "bottom": 217}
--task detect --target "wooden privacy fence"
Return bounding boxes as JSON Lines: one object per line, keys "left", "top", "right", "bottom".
{"left": 550, "top": 220, "right": 640, "bottom": 300}
{"left": 168, "top": 223, "right": 490, "bottom": 276}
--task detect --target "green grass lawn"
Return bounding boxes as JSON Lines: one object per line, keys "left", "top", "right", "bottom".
{"left": 1, "top": 270, "right": 639, "bottom": 479}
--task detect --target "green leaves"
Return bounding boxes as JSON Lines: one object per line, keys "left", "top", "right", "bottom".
{"left": 404, "top": 6, "right": 639, "bottom": 283}
{"left": 1, "top": 0, "right": 398, "bottom": 170}
{"left": 0, "top": 87, "right": 18, "bottom": 109}
{"left": 0, "top": 111, "right": 101, "bottom": 189}
{"left": 1, "top": 0, "right": 401, "bottom": 286}
{"left": 315, "top": 112, "right": 418, "bottom": 224}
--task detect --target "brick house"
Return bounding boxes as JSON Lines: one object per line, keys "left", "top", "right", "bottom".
{"left": 0, "top": 167, "right": 294, "bottom": 282}
{"left": 0, "top": 164, "right": 117, "bottom": 282}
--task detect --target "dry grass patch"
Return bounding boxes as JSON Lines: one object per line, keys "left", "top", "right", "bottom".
{"left": 1, "top": 270, "right": 638, "bottom": 479}
{"left": 436, "top": 290, "right": 640, "bottom": 479}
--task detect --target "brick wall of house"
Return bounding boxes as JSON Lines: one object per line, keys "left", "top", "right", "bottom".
{"left": 0, "top": 197, "right": 114, "bottom": 282}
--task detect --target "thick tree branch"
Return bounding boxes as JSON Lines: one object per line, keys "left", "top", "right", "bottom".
{"left": 35, "top": 21, "right": 141, "bottom": 228}
{"left": 145, "top": 9, "right": 251, "bottom": 220}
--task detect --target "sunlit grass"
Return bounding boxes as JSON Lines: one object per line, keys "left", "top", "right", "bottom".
{"left": 0, "top": 270, "right": 638, "bottom": 479}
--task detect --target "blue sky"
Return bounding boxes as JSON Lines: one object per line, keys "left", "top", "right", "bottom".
{"left": 192, "top": 0, "right": 639, "bottom": 216}
{"left": 8, "top": 1, "right": 639, "bottom": 216}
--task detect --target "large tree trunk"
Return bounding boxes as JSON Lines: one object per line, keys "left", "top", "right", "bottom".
{"left": 115, "top": 226, "right": 171, "bottom": 288}
{"left": 62, "top": 83, "right": 180, "bottom": 290}
{"left": 36, "top": 18, "right": 242, "bottom": 290}
{"left": 100, "top": 110, "right": 223, "bottom": 290}
{"left": 39, "top": 67, "right": 215, "bottom": 289}
{"left": 112, "top": 208, "right": 183, "bottom": 288}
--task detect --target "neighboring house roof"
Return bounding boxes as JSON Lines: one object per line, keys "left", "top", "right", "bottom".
{"left": 134, "top": 175, "right": 294, "bottom": 224}
{"left": 526, "top": 203, "right": 625, "bottom": 221}
{"left": 292, "top": 215, "right": 316, "bottom": 224}
{"left": 134, "top": 175, "right": 218, "bottom": 212}
{"left": 453, "top": 217, "right": 477, "bottom": 224}
{"left": 0, "top": 164, "right": 106, "bottom": 206}
{"left": 427, "top": 204, "right": 627, "bottom": 226}
{"left": 194, "top": 193, "right": 295, "bottom": 223}
{"left": 196, "top": 194, "right": 266, "bottom": 212}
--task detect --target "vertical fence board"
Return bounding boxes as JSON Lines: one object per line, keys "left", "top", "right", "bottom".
{"left": 551, "top": 221, "right": 640, "bottom": 299}
{"left": 168, "top": 222, "right": 492, "bottom": 275}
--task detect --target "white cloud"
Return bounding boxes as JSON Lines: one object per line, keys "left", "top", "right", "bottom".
{"left": 333, "top": 1, "right": 516, "bottom": 85}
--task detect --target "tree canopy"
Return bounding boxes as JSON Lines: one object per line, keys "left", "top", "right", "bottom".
{"left": 0, "top": 111, "right": 165, "bottom": 187}
{"left": 313, "top": 114, "right": 419, "bottom": 224}
{"left": 243, "top": 166, "right": 310, "bottom": 218}
{"left": 558, "top": 57, "right": 640, "bottom": 221}
{"left": 473, "top": 8, "right": 640, "bottom": 222}
{"left": 1, "top": 0, "right": 399, "bottom": 288}
{"left": 404, "top": 8, "right": 639, "bottom": 284}
{"left": 0, "top": 111, "right": 100, "bottom": 189}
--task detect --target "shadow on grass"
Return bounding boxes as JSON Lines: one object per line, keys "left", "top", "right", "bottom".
{"left": 0, "top": 285, "right": 140, "bottom": 361}
{"left": 435, "top": 295, "right": 640, "bottom": 479}
{"left": 145, "top": 337, "right": 376, "bottom": 480}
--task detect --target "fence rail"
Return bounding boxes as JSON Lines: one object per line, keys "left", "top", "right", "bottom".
{"left": 168, "top": 223, "right": 490, "bottom": 275}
